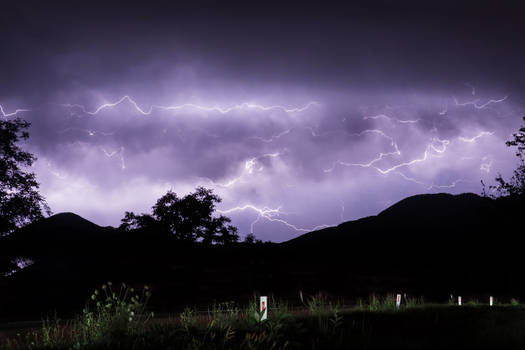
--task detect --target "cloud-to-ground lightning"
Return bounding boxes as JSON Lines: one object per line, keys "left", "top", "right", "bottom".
{"left": 6, "top": 88, "right": 514, "bottom": 240}
{"left": 61, "top": 95, "right": 320, "bottom": 116}
{"left": 0, "top": 104, "right": 31, "bottom": 117}
{"left": 218, "top": 204, "right": 330, "bottom": 234}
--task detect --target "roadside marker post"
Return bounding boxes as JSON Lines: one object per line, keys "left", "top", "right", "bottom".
{"left": 458, "top": 296, "right": 462, "bottom": 306}
{"left": 260, "top": 296, "right": 268, "bottom": 321}
{"left": 490, "top": 296, "right": 493, "bottom": 306}
{"left": 396, "top": 294, "right": 402, "bottom": 308}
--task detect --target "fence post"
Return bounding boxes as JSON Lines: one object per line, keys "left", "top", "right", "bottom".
{"left": 260, "top": 296, "right": 268, "bottom": 321}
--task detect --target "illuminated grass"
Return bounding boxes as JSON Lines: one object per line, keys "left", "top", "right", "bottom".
{"left": 2, "top": 286, "right": 525, "bottom": 350}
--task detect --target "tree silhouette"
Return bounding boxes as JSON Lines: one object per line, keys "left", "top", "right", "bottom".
{"left": 243, "top": 233, "right": 262, "bottom": 244}
{"left": 0, "top": 118, "right": 50, "bottom": 236}
{"left": 483, "top": 116, "right": 525, "bottom": 198}
{"left": 119, "top": 187, "right": 239, "bottom": 244}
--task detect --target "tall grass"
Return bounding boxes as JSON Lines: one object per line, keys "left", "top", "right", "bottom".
{"left": 2, "top": 288, "right": 525, "bottom": 350}
{"left": 0, "top": 282, "right": 152, "bottom": 349}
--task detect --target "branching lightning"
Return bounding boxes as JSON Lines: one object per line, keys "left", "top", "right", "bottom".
{"left": 218, "top": 204, "right": 330, "bottom": 234}
{"left": 324, "top": 129, "right": 403, "bottom": 173}
{"left": 8, "top": 89, "right": 511, "bottom": 240}
{"left": 458, "top": 131, "right": 495, "bottom": 143}
{"left": 453, "top": 96, "right": 508, "bottom": 109}
{"left": 0, "top": 104, "right": 31, "bottom": 117}
{"left": 62, "top": 95, "right": 320, "bottom": 115}
{"left": 200, "top": 152, "right": 281, "bottom": 188}
{"left": 395, "top": 171, "right": 466, "bottom": 190}
{"left": 102, "top": 146, "right": 126, "bottom": 169}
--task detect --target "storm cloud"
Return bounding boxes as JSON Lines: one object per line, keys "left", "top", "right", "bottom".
{"left": 1, "top": 1, "right": 524, "bottom": 241}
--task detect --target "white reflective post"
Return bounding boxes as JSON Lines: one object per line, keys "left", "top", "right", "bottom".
{"left": 260, "top": 296, "right": 268, "bottom": 321}
{"left": 396, "top": 294, "right": 401, "bottom": 308}
{"left": 490, "top": 296, "right": 493, "bottom": 306}
{"left": 458, "top": 296, "right": 462, "bottom": 306}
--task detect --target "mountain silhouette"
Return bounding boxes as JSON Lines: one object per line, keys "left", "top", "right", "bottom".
{"left": 2, "top": 212, "right": 117, "bottom": 258}
{"left": 1, "top": 192, "right": 524, "bottom": 320}
{"left": 285, "top": 192, "right": 497, "bottom": 246}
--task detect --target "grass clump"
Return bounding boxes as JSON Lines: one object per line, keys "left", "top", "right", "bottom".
{"left": 4, "top": 290, "right": 525, "bottom": 349}
{"left": 0, "top": 282, "right": 152, "bottom": 350}
{"left": 75, "top": 282, "right": 153, "bottom": 343}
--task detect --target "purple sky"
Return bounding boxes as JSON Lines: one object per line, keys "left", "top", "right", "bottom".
{"left": 1, "top": 2, "right": 524, "bottom": 242}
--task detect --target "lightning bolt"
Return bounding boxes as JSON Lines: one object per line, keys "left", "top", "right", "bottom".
{"left": 458, "top": 131, "right": 495, "bottom": 143}
{"left": 394, "top": 172, "right": 465, "bottom": 190}
{"left": 200, "top": 152, "right": 282, "bottom": 188}
{"left": 363, "top": 114, "right": 420, "bottom": 124}
{"left": 453, "top": 96, "right": 508, "bottom": 109}
{"left": 58, "top": 127, "right": 115, "bottom": 137}
{"left": 61, "top": 95, "right": 320, "bottom": 115}
{"left": 218, "top": 205, "right": 330, "bottom": 234}
{"left": 324, "top": 129, "right": 402, "bottom": 173}
{"left": 46, "top": 161, "right": 67, "bottom": 180}
{"left": 326, "top": 126, "right": 494, "bottom": 177}
{"left": 102, "top": 146, "right": 126, "bottom": 170}
{"left": 0, "top": 104, "right": 31, "bottom": 117}
{"left": 325, "top": 137, "right": 449, "bottom": 174}
{"left": 427, "top": 179, "right": 466, "bottom": 190}
{"left": 249, "top": 129, "right": 294, "bottom": 143}
{"left": 248, "top": 126, "right": 326, "bottom": 143}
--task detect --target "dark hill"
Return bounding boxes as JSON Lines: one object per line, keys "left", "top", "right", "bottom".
{"left": 2, "top": 212, "right": 118, "bottom": 257}
{"left": 16, "top": 212, "right": 107, "bottom": 237}
{"left": 284, "top": 192, "right": 497, "bottom": 247}
{"left": 377, "top": 192, "right": 493, "bottom": 219}
{"left": 1, "top": 192, "right": 524, "bottom": 321}
{"left": 280, "top": 192, "right": 525, "bottom": 301}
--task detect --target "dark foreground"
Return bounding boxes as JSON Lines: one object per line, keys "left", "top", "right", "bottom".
{"left": 2, "top": 304, "right": 525, "bottom": 350}
{"left": 2, "top": 193, "right": 525, "bottom": 322}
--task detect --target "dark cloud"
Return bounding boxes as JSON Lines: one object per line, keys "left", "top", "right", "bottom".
{"left": 1, "top": 1, "right": 524, "bottom": 241}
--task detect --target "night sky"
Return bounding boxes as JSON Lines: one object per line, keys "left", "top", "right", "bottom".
{"left": 1, "top": 1, "right": 524, "bottom": 242}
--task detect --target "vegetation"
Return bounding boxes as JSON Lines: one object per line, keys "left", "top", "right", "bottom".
{"left": 483, "top": 116, "right": 525, "bottom": 198}
{"left": 0, "top": 117, "right": 50, "bottom": 276}
{"left": 119, "top": 187, "right": 239, "bottom": 244}
{"left": 0, "top": 118, "right": 50, "bottom": 237}
{"left": 2, "top": 286, "right": 525, "bottom": 350}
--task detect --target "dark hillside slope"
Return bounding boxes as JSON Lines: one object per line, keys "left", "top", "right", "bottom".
{"left": 281, "top": 193, "right": 525, "bottom": 298}
{"left": 285, "top": 193, "right": 496, "bottom": 246}
{"left": 1, "top": 212, "right": 118, "bottom": 257}
{"left": 1, "top": 193, "right": 524, "bottom": 320}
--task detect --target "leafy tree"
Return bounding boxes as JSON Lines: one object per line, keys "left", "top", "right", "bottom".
{"left": 243, "top": 233, "right": 262, "bottom": 244}
{"left": 119, "top": 211, "right": 159, "bottom": 232}
{"left": 0, "top": 118, "right": 50, "bottom": 236}
{"left": 483, "top": 116, "right": 525, "bottom": 198}
{"left": 119, "top": 187, "right": 239, "bottom": 244}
